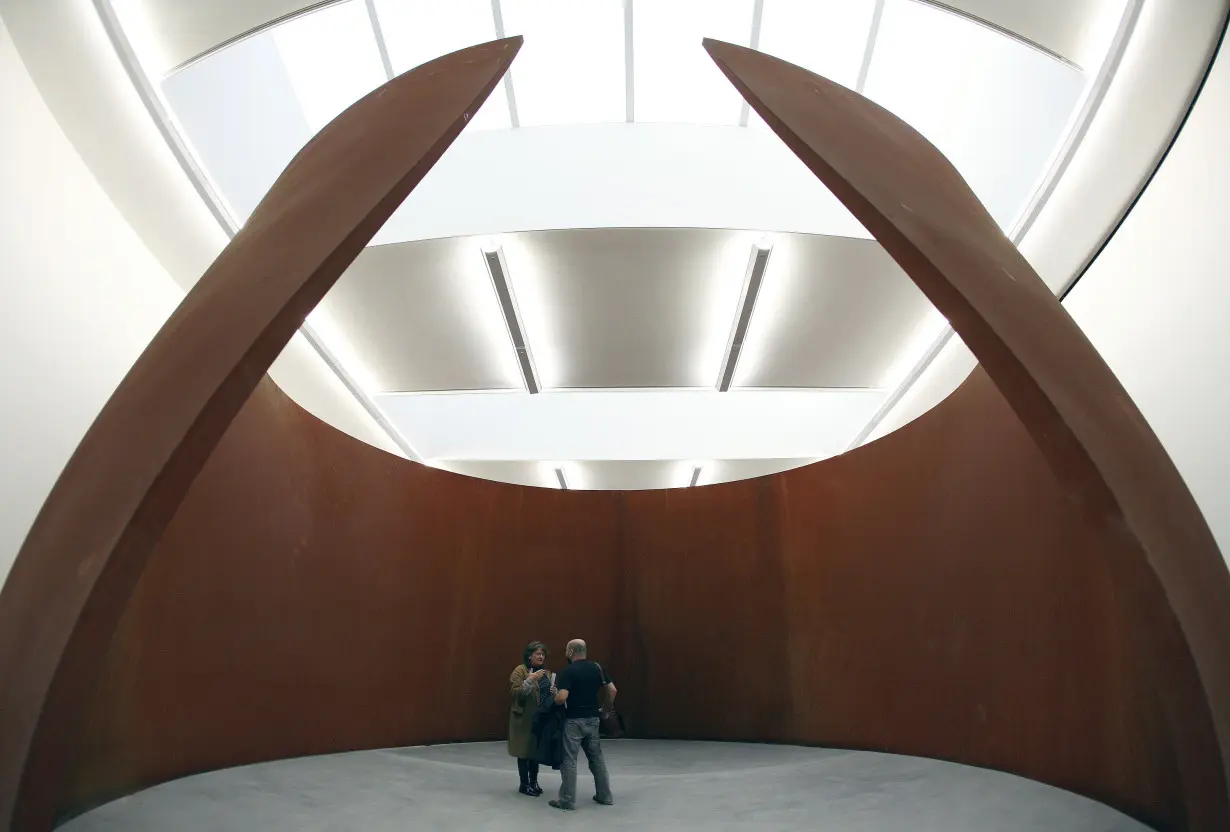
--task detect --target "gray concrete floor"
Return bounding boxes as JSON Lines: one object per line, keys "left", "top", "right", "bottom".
{"left": 60, "top": 740, "right": 1150, "bottom": 831}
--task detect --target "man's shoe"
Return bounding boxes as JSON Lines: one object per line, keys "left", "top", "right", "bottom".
{"left": 593, "top": 796, "right": 613, "bottom": 806}
{"left": 548, "top": 800, "right": 574, "bottom": 811}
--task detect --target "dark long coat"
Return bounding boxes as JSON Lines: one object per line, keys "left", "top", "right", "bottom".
{"left": 508, "top": 664, "right": 548, "bottom": 758}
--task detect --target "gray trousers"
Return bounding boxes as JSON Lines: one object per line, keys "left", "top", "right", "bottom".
{"left": 557, "top": 717, "right": 613, "bottom": 808}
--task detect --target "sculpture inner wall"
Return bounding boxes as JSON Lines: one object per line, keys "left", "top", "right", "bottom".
{"left": 65, "top": 370, "right": 1180, "bottom": 829}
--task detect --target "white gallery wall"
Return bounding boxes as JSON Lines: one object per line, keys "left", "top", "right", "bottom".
{"left": 0, "top": 17, "right": 182, "bottom": 586}
{"left": 1064, "top": 35, "right": 1230, "bottom": 561}
{"left": 0, "top": 13, "right": 406, "bottom": 589}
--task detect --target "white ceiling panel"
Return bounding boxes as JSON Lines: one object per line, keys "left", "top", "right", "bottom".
{"left": 110, "top": 0, "right": 325, "bottom": 74}
{"left": 499, "top": 228, "right": 757, "bottom": 389}
{"left": 270, "top": 1, "right": 386, "bottom": 132}
{"left": 734, "top": 234, "right": 935, "bottom": 388}
{"left": 930, "top": 0, "right": 1129, "bottom": 68}
{"left": 431, "top": 458, "right": 815, "bottom": 490}
{"left": 501, "top": 0, "right": 626, "bottom": 126}
{"left": 757, "top": 0, "right": 878, "bottom": 91}
{"left": 863, "top": 0, "right": 1087, "bottom": 230}
{"left": 372, "top": 0, "right": 511, "bottom": 129}
{"left": 107, "top": 0, "right": 1122, "bottom": 80}
{"left": 576, "top": 460, "right": 692, "bottom": 490}
{"left": 702, "top": 458, "right": 816, "bottom": 485}
{"left": 376, "top": 388, "right": 886, "bottom": 461}
{"left": 161, "top": 30, "right": 311, "bottom": 224}
{"left": 633, "top": 0, "right": 755, "bottom": 124}
{"left": 432, "top": 460, "right": 561, "bottom": 489}
{"left": 371, "top": 124, "right": 870, "bottom": 244}
{"left": 318, "top": 239, "right": 524, "bottom": 392}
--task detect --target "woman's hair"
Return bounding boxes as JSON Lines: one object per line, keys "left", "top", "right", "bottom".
{"left": 523, "top": 641, "right": 549, "bottom": 666}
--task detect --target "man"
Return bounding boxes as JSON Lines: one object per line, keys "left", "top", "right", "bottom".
{"left": 549, "top": 638, "right": 615, "bottom": 810}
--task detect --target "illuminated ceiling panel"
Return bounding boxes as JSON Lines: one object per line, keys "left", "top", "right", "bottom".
{"left": 161, "top": 29, "right": 310, "bottom": 224}
{"left": 501, "top": 0, "right": 626, "bottom": 126}
{"left": 372, "top": 0, "right": 511, "bottom": 130}
{"left": 732, "top": 234, "right": 934, "bottom": 389}
{"left": 498, "top": 228, "right": 754, "bottom": 389}
{"left": 633, "top": 0, "right": 755, "bottom": 125}
{"left": 270, "top": 1, "right": 386, "bottom": 132}
{"left": 862, "top": 0, "right": 1087, "bottom": 230}
{"left": 757, "top": 0, "right": 878, "bottom": 91}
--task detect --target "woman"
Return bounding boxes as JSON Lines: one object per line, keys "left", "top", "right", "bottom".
{"left": 508, "top": 641, "right": 555, "bottom": 796}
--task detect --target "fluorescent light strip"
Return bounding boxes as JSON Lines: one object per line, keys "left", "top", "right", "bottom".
{"left": 364, "top": 0, "right": 396, "bottom": 80}
{"left": 624, "top": 0, "right": 635, "bottom": 122}
{"left": 555, "top": 466, "right": 569, "bottom": 489}
{"left": 738, "top": 0, "right": 765, "bottom": 126}
{"left": 482, "top": 245, "right": 541, "bottom": 394}
{"left": 717, "top": 240, "right": 773, "bottom": 392}
{"left": 490, "top": 0, "right": 520, "bottom": 127}
{"left": 855, "top": 0, "right": 887, "bottom": 93}
{"left": 689, "top": 465, "right": 703, "bottom": 487}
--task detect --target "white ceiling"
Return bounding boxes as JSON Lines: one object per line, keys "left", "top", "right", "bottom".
{"left": 319, "top": 227, "right": 916, "bottom": 488}
{"left": 434, "top": 458, "right": 818, "bottom": 490}
{"left": 111, "top": 0, "right": 1124, "bottom": 76}
{"left": 376, "top": 387, "right": 886, "bottom": 462}
{"left": 95, "top": 0, "right": 1134, "bottom": 488}
{"left": 316, "top": 228, "right": 933, "bottom": 395}
{"left": 129, "top": 0, "right": 1099, "bottom": 234}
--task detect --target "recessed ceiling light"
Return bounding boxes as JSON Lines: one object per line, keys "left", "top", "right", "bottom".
{"left": 717, "top": 241, "right": 774, "bottom": 392}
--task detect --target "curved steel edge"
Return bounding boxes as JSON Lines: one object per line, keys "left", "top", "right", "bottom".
{"left": 0, "top": 37, "right": 521, "bottom": 832}
{"left": 702, "top": 37, "right": 1230, "bottom": 829}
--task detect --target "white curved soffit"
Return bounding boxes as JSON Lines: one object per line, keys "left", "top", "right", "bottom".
{"left": 0, "top": 0, "right": 1225, "bottom": 458}
{"left": 109, "top": 0, "right": 1109, "bottom": 76}
{"left": 864, "top": 0, "right": 1230, "bottom": 444}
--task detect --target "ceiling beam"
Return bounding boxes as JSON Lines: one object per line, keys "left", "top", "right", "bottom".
{"left": 624, "top": 0, "right": 635, "bottom": 122}
{"left": 716, "top": 239, "right": 773, "bottom": 392}
{"left": 855, "top": 0, "right": 886, "bottom": 93}
{"left": 490, "top": 0, "right": 520, "bottom": 127}
{"left": 482, "top": 244, "right": 541, "bottom": 394}
{"left": 738, "top": 0, "right": 765, "bottom": 127}
{"left": 364, "top": 0, "right": 395, "bottom": 81}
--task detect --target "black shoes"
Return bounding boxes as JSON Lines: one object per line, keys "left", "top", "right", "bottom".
{"left": 518, "top": 784, "right": 535, "bottom": 797}
{"left": 529, "top": 782, "right": 544, "bottom": 797}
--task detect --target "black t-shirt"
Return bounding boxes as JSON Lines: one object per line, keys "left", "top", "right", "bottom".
{"left": 555, "top": 659, "right": 610, "bottom": 720}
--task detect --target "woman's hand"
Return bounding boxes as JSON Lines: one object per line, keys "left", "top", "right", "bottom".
{"left": 549, "top": 685, "right": 558, "bottom": 697}
{"left": 529, "top": 669, "right": 546, "bottom": 681}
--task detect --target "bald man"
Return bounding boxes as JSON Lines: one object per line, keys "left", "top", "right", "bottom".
{"left": 548, "top": 639, "right": 615, "bottom": 810}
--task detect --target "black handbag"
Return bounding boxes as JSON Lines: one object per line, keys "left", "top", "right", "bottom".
{"left": 599, "top": 706, "right": 625, "bottom": 738}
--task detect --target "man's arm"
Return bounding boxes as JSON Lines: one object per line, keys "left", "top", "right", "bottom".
{"left": 553, "top": 666, "right": 570, "bottom": 705}
{"left": 604, "top": 681, "right": 617, "bottom": 707}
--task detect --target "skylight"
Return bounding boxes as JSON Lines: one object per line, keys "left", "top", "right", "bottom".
{"left": 501, "top": 0, "right": 626, "bottom": 126}
{"left": 633, "top": 0, "right": 754, "bottom": 125}
{"left": 135, "top": 0, "right": 1105, "bottom": 234}
{"left": 373, "top": 0, "right": 512, "bottom": 129}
